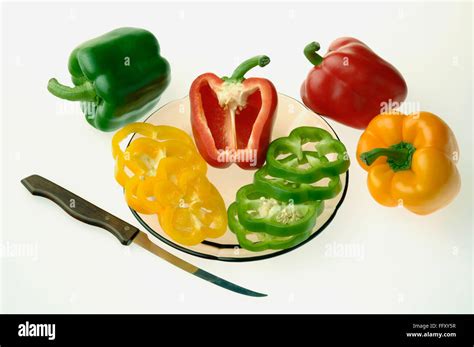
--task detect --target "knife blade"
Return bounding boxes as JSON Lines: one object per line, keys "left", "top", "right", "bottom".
{"left": 21, "top": 174, "right": 266, "bottom": 298}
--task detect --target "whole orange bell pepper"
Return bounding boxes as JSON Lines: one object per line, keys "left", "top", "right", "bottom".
{"left": 357, "top": 112, "right": 460, "bottom": 215}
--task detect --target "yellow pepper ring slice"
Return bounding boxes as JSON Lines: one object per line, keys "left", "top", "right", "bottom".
{"left": 152, "top": 158, "right": 195, "bottom": 214}
{"left": 158, "top": 208, "right": 206, "bottom": 246}
{"left": 151, "top": 125, "right": 194, "bottom": 145}
{"left": 114, "top": 138, "right": 164, "bottom": 187}
{"left": 122, "top": 139, "right": 207, "bottom": 180}
{"left": 112, "top": 123, "right": 158, "bottom": 160}
{"left": 135, "top": 177, "right": 163, "bottom": 214}
{"left": 114, "top": 154, "right": 131, "bottom": 187}
{"left": 154, "top": 167, "right": 227, "bottom": 246}
{"left": 124, "top": 175, "right": 161, "bottom": 214}
{"left": 190, "top": 183, "right": 228, "bottom": 239}
{"left": 113, "top": 126, "right": 206, "bottom": 189}
{"left": 159, "top": 140, "right": 207, "bottom": 176}
{"left": 112, "top": 123, "right": 194, "bottom": 160}
{"left": 122, "top": 138, "right": 165, "bottom": 177}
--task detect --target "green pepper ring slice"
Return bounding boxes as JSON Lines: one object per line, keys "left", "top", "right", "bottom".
{"left": 235, "top": 184, "right": 324, "bottom": 237}
{"left": 266, "top": 126, "right": 350, "bottom": 183}
{"left": 228, "top": 203, "right": 312, "bottom": 252}
{"left": 254, "top": 158, "right": 342, "bottom": 203}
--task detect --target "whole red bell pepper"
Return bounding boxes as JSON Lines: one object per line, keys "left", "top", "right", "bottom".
{"left": 190, "top": 55, "right": 277, "bottom": 169}
{"left": 300, "top": 38, "right": 408, "bottom": 129}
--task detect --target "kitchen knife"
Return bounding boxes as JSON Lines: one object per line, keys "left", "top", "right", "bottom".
{"left": 21, "top": 174, "right": 266, "bottom": 297}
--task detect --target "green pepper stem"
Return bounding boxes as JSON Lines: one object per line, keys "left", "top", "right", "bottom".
{"left": 304, "top": 41, "right": 323, "bottom": 67}
{"left": 47, "top": 78, "right": 96, "bottom": 102}
{"left": 360, "top": 142, "right": 416, "bottom": 172}
{"left": 227, "top": 55, "right": 270, "bottom": 82}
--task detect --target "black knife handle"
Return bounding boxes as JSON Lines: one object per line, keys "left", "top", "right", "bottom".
{"left": 21, "top": 174, "right": 140, "bottom": 245}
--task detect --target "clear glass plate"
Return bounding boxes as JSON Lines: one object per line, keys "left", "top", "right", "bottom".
{"left": 128, "top": 94, "right": 349, "bottom": 261}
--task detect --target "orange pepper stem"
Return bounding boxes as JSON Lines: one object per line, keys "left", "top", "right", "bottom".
{"left": 360, "top": 142, "right": 416, "bottom": 172}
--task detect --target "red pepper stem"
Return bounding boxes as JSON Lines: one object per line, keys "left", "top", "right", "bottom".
{"left": 228, "top": 55, "right": 270, "bottom": 82}
{"left": 360, "top": 142, "right": 416, "bottom": 172}
{"left": 304, "top": 41, "right": 323, "bottom": 67}
{"left": 47, "top": 78, "right": 97, "bottom": 102}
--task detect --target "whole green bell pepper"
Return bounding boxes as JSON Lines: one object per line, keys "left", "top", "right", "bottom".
{"left": 228, "top": 202, "right": 312, "bottom": 252}
{"left": 47, "top": 27, "right": 170, "bottom": 131}
{"left": 266, "top": 126, "right": 350, "bottom": 183}
{"left": 235, "top": 184, "right": 324, "bottom": 237}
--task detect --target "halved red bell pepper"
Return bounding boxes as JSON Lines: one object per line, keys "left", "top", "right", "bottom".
{"left": 300, "top": 38, "right": 408, "bottom": 129}
{"left": 190, "top": 56, "right": 277, "bottom": 169}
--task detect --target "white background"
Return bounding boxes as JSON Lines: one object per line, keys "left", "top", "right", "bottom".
{"left": 1, "top": 1, "right": 472, "bottom": 313}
